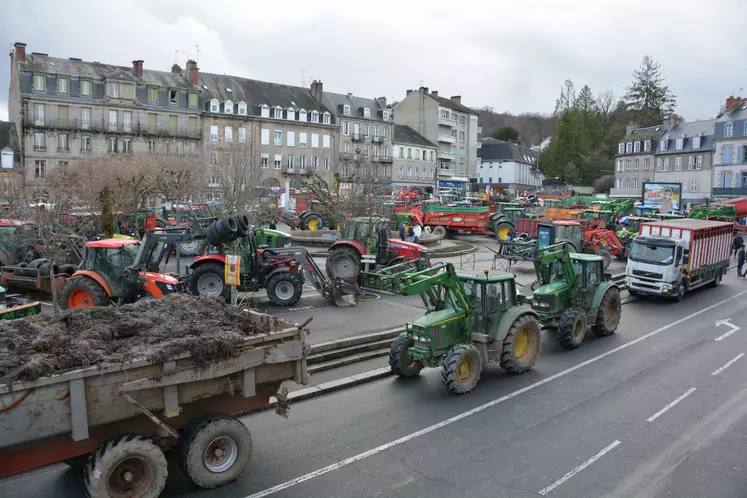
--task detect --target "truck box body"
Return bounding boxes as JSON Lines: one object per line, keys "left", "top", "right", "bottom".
{"left": 423, "top": 205, "right": 491, "bottom": 233}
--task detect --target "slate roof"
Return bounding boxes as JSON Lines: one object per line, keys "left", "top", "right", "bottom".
{"left": 427, "top": 92, "right": 474, "bottom": 114}
{"left": 478, "top": 138, "right": 537, "bottom": 164}
{"left": 628, "top": 125, "right": 666, "bottom": 141}
{"left": 393, "top": 125, "right": 436, "bottom": 148}
{"left": 323, "top": 91, "right": 386, "bottom": 121}
{"left": 657, "top": 119, "right": 716, "bottom": 155}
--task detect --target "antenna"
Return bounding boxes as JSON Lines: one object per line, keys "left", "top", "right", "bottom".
{"left": 195, "top": 45, "right": 200, "bottom": 65}
{"left": 174, "top": 49, "right": 191, "bottom": 65}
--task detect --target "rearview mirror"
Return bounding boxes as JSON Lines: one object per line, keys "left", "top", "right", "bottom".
{"left": 517, "top": 294, "right": 528, "bottom": 305}
{"left": 604, "top": 272, "right": 612, "bottom": 281}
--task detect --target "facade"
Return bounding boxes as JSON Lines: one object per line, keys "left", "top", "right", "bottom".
{"left": 0, "top": 121, "right": 21, "bottom": 173}
{"left": 392, "top": 87, "right": 478, "bottom": 194}
{"left": 476, "top": 138, "right": 543, "bottom": 193}
{"left": 391, "top": 124, "right": 437, "bottom": 189}
{"left": 712, "top": 96, "right": 747, "bottom": 197}
{"left": 8, "top": 42, "right": 203, "bottom": 185}
{"left": 610, "top": 123, "right": 665, "bottom": 198}
{"left": 320, "top": 89, "right": 392, "bottom": 185}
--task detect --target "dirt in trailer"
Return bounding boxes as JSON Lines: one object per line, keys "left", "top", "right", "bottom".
{"left": 0, "top": 294, "right": 272, "bottom": 384}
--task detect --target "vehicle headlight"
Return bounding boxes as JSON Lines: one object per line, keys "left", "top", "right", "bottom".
{"left": 166, "top": 284, "right": 174, "bottom": 291}
{"left": 532, "top": 300, "right": 550, "bottom": 309}
{"left": 662, "top": 283, "right": 672, "bottom": 290}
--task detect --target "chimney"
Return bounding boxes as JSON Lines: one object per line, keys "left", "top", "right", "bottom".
{"left": 14, "top": 42, "right": 26, "bottom": 63}
{"left": 377, "top": 96, "right": 387, "bottom": 107}
{"left": 451, "top": 95, "right": 462, "bottom": 105}
{"left": 724, "top": 95, "right": 745, "bottom": 114}
{"left": 432, "top": 90, "right": 438, "bottom": 97}
{"left": 419, "top": 86, "right": 429, "bottom": 94}
{"left": 625, "top": 122, "right": 637, "bottom": 136}
{"left": 310, "top": 79, "right": 323, "bottom": 100}
{"left": 664, "top": 113, "right": 678, "bottom": 130}
{"left": 186, "top": 59, "right": 199, "bottom": 85}
{"left": 171, "top": 63, "right": 181, "bottom": 73}
{"left": 406, "top": 89, "right": 413, "bottom": 96}
{"left": 132, "top": 60, "right": 143, "bottom": 77}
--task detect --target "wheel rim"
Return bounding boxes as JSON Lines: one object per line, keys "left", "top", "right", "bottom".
{"left": 458, "top": 356, "right": 472, "bottom": 382}
{"left": 107, "top": 457, "right": 155, "bottom": 498}
{"left": 678, "top": 286, "right": 684, "bottom": 298}
{"left": 515, "top": 327, "right": 534, "bottom": 362}
{"left": 68, "top": 288, "right": 94, "bottom": 308}
{"left": 498, "top": 226, "right": 510, "bottom": 240}
{"left": 307, "top": 218, "right": 319, "bottom": 230}
{"left": 203, "top": 436, "right": 239, "bottom": 473}
{"left": 197, "top": 272, "right": 224, "bottom": 297}
{"left": 274, "top": 280, "right": 295, "bottom": 301}
{"left": 179, "top": 240, "right": 200, "bottom": 253}
{"left": 573, "top": 319, "right": 585, "bottom": 341}
{"left": 333, "top": 257, "right": 357, "bottom": 278}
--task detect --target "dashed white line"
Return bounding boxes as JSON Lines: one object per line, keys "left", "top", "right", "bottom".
{"left": 538, "top": 440, "right": 622, "bottom": 495}
{"left": 711, "top": 353, "right": 745, "bottom": 376}
{"left": 646, "top": 387, "right": 697, "bottom": 422}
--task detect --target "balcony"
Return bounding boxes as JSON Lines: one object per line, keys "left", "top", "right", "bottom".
{"left": 372, "top": 135, "right": 384, "bottom": 143}
{"left": 438, "top": 168, "right": 455, "bottom": 177}
{"left": 339, "top": 151, "right": 353, "bottom": 160}
{"left": 23, "top": 117, "right": 202, "bottom": 139}
{"left": 374, "top": 156, "right": 393, "bottom": 163}
{"left": 437, "top": 151, "right": 455, "bottom": 160}
{"left": 713, "top": 187, "right": 747, "bottom": 196}
{"left": 438, "top": 116, "right": 456, "bottom": 126}
{"left": 351, "top": 133, "right": 363, "bottom": 142}
{"left": 438, "top": 135, "right": 456, "bottom": 144}
{"left": 282, "top": 166, "right": 296, "bottom": 175}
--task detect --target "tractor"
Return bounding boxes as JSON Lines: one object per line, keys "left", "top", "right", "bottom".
{"left": 387, "top": 262, "right": 543, "bottom": 394}
{"left": 635, "top": 205, "right": 659, "bottom": 217}
{"left": 616, "top": 216, "right": 654, "bottom": 258}
{"left": 576, "top": 209, "right": 616, "bottom": 230}
{"left": 493, "top": 207, "right": 528, "bottom": 242}
{"left": 530, "top": 243, "right": 622, "bottom": 349}
{"left": 536, "top": 221, "right": 623, "bottom": 268}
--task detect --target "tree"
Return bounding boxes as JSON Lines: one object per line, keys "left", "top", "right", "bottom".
{"left": 554, "top": 79, "right": 576, "bottom": 115}
{"left": 490, "top": 125, "right": 521, "bottom": 143}
{"left": 623, "top": 55, "right": 677, "bottom": 128}
{"left": 594, "top": 175, "right": 615, "bottom": 193}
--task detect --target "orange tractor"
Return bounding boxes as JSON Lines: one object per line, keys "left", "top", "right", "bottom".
{"left": 537, "top": 221, "right": 623, "bottom": 268}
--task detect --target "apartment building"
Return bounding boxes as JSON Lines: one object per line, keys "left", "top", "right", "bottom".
{"left": 8, "top": 42, "right": 203, "bottom": 185}
{"left": 0, "top": 121, "right": 21, "bottom": 173}
{"left": 391, "top": 124, "right": 437, "bottom": 189}
{"left": 320, "top": 88, "right": 392, "bottom": 183}
{"left": 712, "top": 96, "right": 747, "bottom": 197}
{"left": 392, "top": 87, "right": 478, "bottom": 194}
{"left": 198, "top": 73, "right": 337, "bottom": 201}
{"left": 476, "top": 138, "right": 543, "bottom": 193}
{"left": 610, "top": 123, "right": 665, "bottom": 198}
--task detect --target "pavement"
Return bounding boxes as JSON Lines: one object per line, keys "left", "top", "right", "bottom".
{"left": 5, "top": 264, "right": 747, "bottom": 497}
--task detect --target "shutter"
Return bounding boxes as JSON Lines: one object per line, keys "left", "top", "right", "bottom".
{"left": 189, "top": 117, "right": 197, "bottom": 133}
{"left": 149, "top": 113, "right": 157, "bottom": 130}
{"left": 169, "top": 115, "right": 177, "bottom": 131}
{"left": 58, "top": 106, "right": 68, "bottom": 124}
{"left": 739, "top": 145, "right": 744, "bottom": 164}
{"left": 737, "top": 172, "right": 742, "bottom": 189}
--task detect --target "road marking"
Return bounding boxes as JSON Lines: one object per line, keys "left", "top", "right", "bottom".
{"left": 715, "top": 318, "right": 740, "bottom": 341}
{"left": 711, "top": 353, "right": 745, "bottom": 376}
{"left": 538, "top": 440, "right": 621, "bottom": 495}
{"left": 244, "top": 289, "right": 747, "bottom": 498}
{"left": 646, "top": 387, "right": 697, "bottom": 422}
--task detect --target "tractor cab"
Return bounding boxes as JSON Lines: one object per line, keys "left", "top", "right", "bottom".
{"left": 579, "top": 209, "right": 615, "bottom": 229}
{"left": 618, "top": 216, "right": 653, "bottom": 234}
{"left": 537, "top": 221, "right": 583, "bottom": 252}
{"left": 459, "top": 273, "right": 520, "bottom": 335}
{"left": 502, "top": 207, "right": 526, "bottom": 223}
{"left": 81, "top": 239, "right": 142, "bottom": 298}
{"left": 635, "top": 205, "right": 658, "bottom": 217}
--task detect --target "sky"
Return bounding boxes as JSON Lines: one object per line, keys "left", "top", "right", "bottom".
{"left": 1, "top": 0, "right": 746, "bottom": 124}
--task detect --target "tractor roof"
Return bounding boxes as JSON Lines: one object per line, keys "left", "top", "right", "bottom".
{"left": 570, "top": 253, "right": 603, "bottom": 262}
{"left": 86, "top": 238, "right": 140, "bottom": 249}
{"left": 458, "top": 272, "right": 515, "bottom": 283}
{"left": 554, "top": 220, "right": 582, "bottom": 226}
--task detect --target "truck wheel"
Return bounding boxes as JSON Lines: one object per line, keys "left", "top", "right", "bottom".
{"left": 303, "top": 214, "right": 324, "bottom": 231}
{"left": 327, "top": 247, "right": 361, "bottom": 280}
{"left": 61, "top": 277, "right": 108, "bottom": 310}
{"left": 441, "top": 344, "right": 482, "bottom": 394}
{"left": 500, "top": 314, "right": 541, "bottom": 373}
{"left": 494, "top": 222, "right": 513, "bottom": 242}
{"left": 266, "top": 273, "right": 303, "bottom": 307}
{"left": 593, "top": 287, "right": 621, "bottom": 337}
{"left": 674, "top": 282, "right": 686, "bottom": 302}
{"left": 557, "top": 308, "right": 587, "bottom": 350}
{"left": 189, "top": 262, "right": 230, "bottom": 301}
{"left": 431, "top": 226, "right": 446, "bottom": 239}
{"left": 389, "top": 335, "right": 423, "bottom": 377}
{"left": 178, "top": 415, "right": 253, "bottom": 489}
{"left": 85, "top": 434, "right": 167, "bottom": 498}
{"left": 711, "top": 270, "right": 722, "bottom": 288}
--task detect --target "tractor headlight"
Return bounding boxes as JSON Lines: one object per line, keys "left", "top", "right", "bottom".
{"left": 532, "top": 299, "right": 550, "bottom": 309}
{"left": 166, "top": 284, "right": 174, "bottom": 291}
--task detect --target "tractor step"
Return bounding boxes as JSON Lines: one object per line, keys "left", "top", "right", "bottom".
{"left": 308, "top": 347, "right": 391, "bottom": 374}
{"left": 307, "top": 338, "right": 396, "bottom": 366}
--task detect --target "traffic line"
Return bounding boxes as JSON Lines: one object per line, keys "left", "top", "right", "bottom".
{"left": 243, "top": 289, "right": 747, "bottom": 498}
{"left": 538, "top": 440, "right": 622, "bottom": 496}
{"left": 711, "top": 353, "right": 745, "bottom": 376}
{"left": 646, "top": 387, "right": 697, "bottom": 423}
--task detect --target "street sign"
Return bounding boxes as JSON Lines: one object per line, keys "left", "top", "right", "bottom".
{"left": 225, "top": 254, "right": 241, "bottom": 286}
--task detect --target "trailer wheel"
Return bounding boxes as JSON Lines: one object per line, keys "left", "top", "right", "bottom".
{"left": 500, "top": 314, "right": 541, "bottom": 373}
{"left": 265, "top": 272, "right": 303, "bottom": 307}
{"left": 84, "top": 433, "right": 167, "bottom": 498}
{"left": 389, "top": 334, "right": 423, "bottom": 377}
{"left": 431, "top": 226, "right": 447, "bottom": 239}
{"left": 178, "top": 415, "right": 253, "bottom": 489}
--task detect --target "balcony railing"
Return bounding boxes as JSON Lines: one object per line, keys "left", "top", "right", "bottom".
{"left": 23, "top": 117, "right": 202, "bottom": 139}
{"left": 374, "top": 156, "right": 393, "bottom": 163}
{"left": 438, "top": 135, "right": 456, "bottom": 144}
{"left": 438, "top": 116, "right": 456, "bottom": 126}
{"left": 713, "top": 187, "right": 747, "bottom": 196}
{"left": 372, "top": 135, "right": 384, "bottom": 143}
{"left": 438, "top": 151, "right": 456, "bottom": 160}
{"left": 351, "top": 132, "right": 363, "bottom": 141}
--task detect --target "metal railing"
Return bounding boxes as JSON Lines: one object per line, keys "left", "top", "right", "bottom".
{"left": 713, "top": 187, "right": 747, "bottom": 196}
{"left": 23, "top": 117, "right": 202, "bottom": 139}
{"left": 438, "top": 135, "right": 456, "bottom": 143}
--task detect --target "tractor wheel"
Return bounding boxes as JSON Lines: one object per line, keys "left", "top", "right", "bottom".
{"left": 303, "top": 214, "right": 324, "bottom": 231}
{"left": 500, "top": 314, "right": 541, "bottom": 373}
{"left": 431, "top": 226, "right": 447, "bottom": 239}
{"left": 389, "top": 335, "right": 423, "bottom": 377}
{"left": 58, "top": 264, "right": 77, "bottom": 275}
{"left": 441, "top": 344, "right": 482, "bottom": 394}
{"left": 206, "top": 222, "right": 224, "bottom": 246}
{"left": 326, "top": 247, "right": 361, "bottom": 280}
{"left": 217, "top": 217, "right": 238, "bottom": 240}
{"left": 188, "top": 262, "right": 230, "bottom": 301}
{"left": 84, "top": 434, "right": 167, "bottom": 498}
{"left": 593, "top": 287, "right": 621, "bottom": 337}
{"left": 494, "top": 222, "right": 513, "bottom": 242}
{"left": 556, "top": 308, "right": 587, "bottom": 350}
{"left": 177, "top": 240, "right": 205, "bottom": 256}
{"left": 61, "top": 277, "right": 108, "bottom": 310}
{"left": 233, "top": 214, "right": 250, "bottom": 236}
{"left": 265, "top": 273, "right": 303, "bottom": 307}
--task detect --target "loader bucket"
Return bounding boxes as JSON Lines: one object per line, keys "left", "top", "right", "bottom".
{"left": 332, "top": 278, "right": 361, "bottom": 307}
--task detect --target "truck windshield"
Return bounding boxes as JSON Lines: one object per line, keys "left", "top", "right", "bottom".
{"left": 629, "top": 242, "right": 674, "bottom": 266}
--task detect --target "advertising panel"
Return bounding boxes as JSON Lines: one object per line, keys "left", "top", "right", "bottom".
{"left": 642, "top": 182, "right": 682, "bottom": 212}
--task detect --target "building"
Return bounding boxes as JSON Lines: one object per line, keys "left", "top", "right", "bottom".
{"left": 391, "top": 124, "right": 437, "bottom": 189}
{"left": 712, "top": 96, "right": 747, "bottom": 197}
{"left": 610, "top": 123, "right": 665, "bottom": 198}
{"left": 653, "top": 117, "right": 715, "bottom": 206}
{"left": 320, "top": 89, "right": 392, "bottom": 186}
{"left": 476, "top": 138, "right": 543, "bottom": 193}
{"left": 8, "top": 42, "right": 203, "bottom": 185}
{"left": 198, "top": 73, "right": 337, "bottom": 203}
{"left": 392, "top": 87, "right": 479, "bottom": 194}
{"left": 0, "top": 121, "right": 21, "bottom": 173}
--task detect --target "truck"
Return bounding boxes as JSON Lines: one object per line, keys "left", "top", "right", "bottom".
{"left": 624, "top": 219, "right": 733, "bottom": 301}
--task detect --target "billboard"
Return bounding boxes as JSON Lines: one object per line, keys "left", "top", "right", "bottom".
{"left": 642, "top": 182, "right": 682, "bottom": 212}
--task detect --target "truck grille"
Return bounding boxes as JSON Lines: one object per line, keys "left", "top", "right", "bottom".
{"left": 632, "top": 269, "right": 663, "bottom": 280}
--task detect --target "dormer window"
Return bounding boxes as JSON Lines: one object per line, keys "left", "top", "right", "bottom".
{"left": 210, "top": 99, "right": 219, "bottom": 113}
{"left": 660, "top": 138, "right": 668, "bottom": 151}
{"left": 287, "top": 108, "right": 296, "bottom": 121}
{"left": 274, "top": 106, "right": 283, "bottom": 119}
{"left": 644, "top": 140, "right": 652, "bottom": 152}
{"left": 625, "top": 142, "right": 632, "bottom": 153}
{"left": 383, "top": 111, "right": 390, "bottom": 120}
{"left": 633, "top": 141, "right": 641, "bottom": 153}
{"left": 618, "top": 143, "right": 625, "bottom": 154}
{"left": 260, "top": 104, "right": 270, "bottom": 118}
{"left": 692, "top": 135, "right": 701, "bottom": 149}
{"left": 224, "top": 100, "right": 233, "bottom": 114}
{"left": 675, "top": 137, "right": 684, "bottom": 150}
{"left": 299, "top": 109, "right": 307, "bottom": 122}
{"left": 311, "top": 111, "right": 319, "bottom": 123}
{"left": 725, "top": 122, "right": 734, "bottom": 137}
{"left": 343, "top": 105, "right": 350, "bottom": 115}
{"left": 323, "top": 112, "right": 331, "bottom": 124}
{"left": 363, "top": 107, "right": 370, "bottom": 118}
{"left": 238, "top": 101, "right": 247, "bottom": 115}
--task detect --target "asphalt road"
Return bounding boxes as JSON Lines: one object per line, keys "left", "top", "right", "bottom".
{"left": 5, "top": 268, "right": 747, "bottom": 497}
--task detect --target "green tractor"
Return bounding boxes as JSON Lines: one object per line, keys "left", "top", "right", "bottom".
{"left": 577, "top": 209, "right": 616, "bottom": 230}
{"left": 616, "top": 216, "right": 653, "bottom": 258}
{"left": 388, "top": 262, "right": 543, "bottom": 394}
{"left": 530, "top": 243, "right": 622, "bottom": 350}
{"left": 493, "top": 207, "right": 527, "bottom": 241}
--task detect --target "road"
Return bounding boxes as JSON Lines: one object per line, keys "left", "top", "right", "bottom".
{"left": 5, "top": 269, "right": 747, "bottom": 497}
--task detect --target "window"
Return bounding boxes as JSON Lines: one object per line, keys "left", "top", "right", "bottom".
{"left": 688, "top": 156, "right": 694, "bottom": 170}
{"left": 108, "top": 110, "right": 118, "bottom": 131}
{"left": 123, "top": 111, "right": 132, "bottom": 132}
{"left": 78, "top": 79, "right": 92, "bottom": 97}
{"left": 274, "top": 130, "right": 282, "bottom": 145}
{"left": 187, "top": 92, "right": 198, "bottom": 108}
{"left": 287, "top": 154, "right": 294, "bottom": 170}
{"left": 224, "top": 100, "right": 233, "bottom": 114}
{"left": 298, "top": 109, "right": 307, "bottom": 122}
{"left": 725, "top": 122, "right": 734, "bottom": 137}
{"left": 364, "top": 124, "right": 370, "bottom": 137}
{"left": 343, "top": 121, "right": 350, "bottom": 136}
{"left": 311, "top": 134, "right": 319, "bottom": 148}
{"left": 323, "top": 134, "right": 330, "bottom": 148}
{"left": 656, "top": 158, "right": 661, "bottom": 171}
{"left": 210, "top": 125, "right": 218, "bottom": 142}
{"left": 274, "top": 154, "right": 282, "bottom": 169}
{"left": 311, "top": 111, "right": 319, "bottom": 123}
{"left": 323, "top": 112, "right": 331, "bottom": 124}
{"left": 108, "top": 137, "right": 118, "bottom": 154}
{"left": 692, "top": 136, "right": 701, "bottom": 149}
{"left": 148, "top": 140, "right": 157, "bottom": 153}
{"left": 383, "top": 111, "right": 389, "bottom": 120}
{"left": 33, "top": 74, "right": 46, "bottom": 91}
{"left": 33, "top": 103, "right": 45, "bottom": 125}
{"left": 633, "top": 178, "right": 638, "bottom": 189}
{"left": 625, "top": 160, "right": 631, "bottom": 171}
{"left": 147, "top": 87, "right": 159, "bottom": 103}
{"left": 80, "top": 107, "right": 90, "bottom": 129}
{"left": 34, "top": 160, "right": 46, "bottom": 178}
{"left": 300, "top": 155, "right": 307, "bottom": 170}
{"left": 723, "top": 145, "right": 734, "bottom": 164}
{"left": 261, "top": 128, "right": 270, "bottom": 145}
{"left": 33, "top": 132, "right": 46, "bottom": 150}
{"left": 239, "top": 127, "right": 246, "bottom": 143}
{"left": 363, "top": 145, "right": 369, "bottom": 157}
{"left": 383, "top": 146, "right": 389, "bottom": 159}
{"left": 58, "top": 133, "right": 69, "bottom": 152}
{"left": 56, "top": 76, "right": 69, "bottom": 95}
{"left": 691, "top": 178, "right": 698, "bottom": 192}
{"left": 274, "top": 107, "right": 283, "bottom": 119}
{"left": 209, "top": 151, "right": 218, "bottom": 165}
{"left": 287, "top": 131, "right": 295, "bottom": 147}
{"left": 407, "top": 148, "right": 412, "bottom": 159}
{"left": 662, "top": 157, "right": 669, "bottom": 171}
{"left": 408, "top": 167, "right": 412, "bottom": 179}
{"left": 343, "top": 142, "right": 350, "bottom": 154}
{"left": 343, "top": 105, "right": 350, "bottom": 115}
{"left": 261, "top": 153, "right": 269, "bottom": 168}
{"left": 363, "top": 107, "right": 370, "bottom": 118}
{"left": 169, "top": 89, "right": 178, "bottom": 105}
{"left": 695, "top": 155, "right": 703, "bottom": 170}
{"left": 430, "top": 151, "right": 435, "bottom": 162}
{"left": 299, "top": 133, "right": 308, "bottom": 147}
{"left": 237, "top": 102, "right": 247, "bottom": 115}
{"left": 676, "top": 138, "right": 684, "bottom": 150}
{"left": 259, "top": 105, "right": 270, "bottom": 118}
{"left": 81, "top": 135, "right": 91, "bottom": 152}
{"left": 422, "top": 150, "right": 427, "bottom": 160}
{"left": 189, "top": 142, "right": 197, "bottom": 155}
{"left": 618, "top": 143, "right": 625, "bottom": 154}
{"left": 323, "top": 157, "right": 330, "bottom": 171}
{"left": 634, "top": 141, "right": 641, "bottom": 153}
{"left": 224, "top": 126, "right": 233, "bottom": 142}
{"left": 107, "top": 82, "right": 132, "bottom": 99}
{"left": 373, "top": 125, "right": 380, "bottom": 138}
{"left": 660, "top": 139, "right": 668, "bottom": 151}
{"left": 644, "top": 140, "right": 652, "bottom": 152}
{"left": 123, "top": 138, "right": 132, "bottom": 154}
{"left": 415, "top": 168, "right": 419, "bottom": 179}
{"left": 374, "top": 146, "right": 380, "bottom": 158}
{"left": 58, "top": 160, "right": 69, "bottom": 170}
{"left": 634, "top": 159, "right": 639, "bottom": 170}
{"left": 399, "top": 167, "right": 404, "bottom": 179}
{"left": 617, "top": 159, "right": 623, "bottom": 172}
{"left": 626, "top": 142, "right": 632, "bottom": 153}
{"left": 287, "top": 108, "right": 296, "bottom": 121}
{"left": 58, "top": 105, "right": 68, "bottom": 125}
{"left": 399, "top": 147, "right": 404, "bottom": 158}
{"left": 675, "top": 157, "right": 682, "bottom": 171}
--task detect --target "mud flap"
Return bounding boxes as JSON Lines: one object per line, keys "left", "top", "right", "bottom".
{"left": 331, "top": 278, "right": 360, "bottom": 307}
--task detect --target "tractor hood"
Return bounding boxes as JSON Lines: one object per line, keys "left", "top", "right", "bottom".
{"left": 411, "top": 308, "right": 464, "bottom": 329}
{"left": 532, "top": 281, "right": 568, "bottom": 297}
{"left": 142, "top": 272, "right": 179, "bottom": 285}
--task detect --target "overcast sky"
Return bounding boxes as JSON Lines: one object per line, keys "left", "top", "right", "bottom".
{"left": 2, "top": 0, "right": 746, "bottom": 124}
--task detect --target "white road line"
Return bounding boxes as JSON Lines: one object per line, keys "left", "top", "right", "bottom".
{"left": 715, "top": 328, "right": 739, "bottom": 341}
{"left": 711, "top": 353, "right": 745, "bottom": 376}
{"left": 244, "top": 289, "right": 747, "bottom": 498}
{"left": 646, "top": 387, "right": 697, "bottom": 423}
{"left": 538, "top": 440, "right": 622, "bottom": 496}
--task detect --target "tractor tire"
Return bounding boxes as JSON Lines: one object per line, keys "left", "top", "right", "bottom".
{"left": 556, "top": 308, "right": 588, "bottom": 350}
{"left": 188, "top": 262, "right": 229, "bottom": 301}
{"left": 84, "top": 434, "right": 167, "bottom": 498}
{"left": 27, "top": 258, "right": 47, "bottom": 269}
{"left": 233, "top": 214, "right": 250, "bottom": 236}
{"left": 326, "top": 247, "right": 361, "bottom": 280}
{"left": 499, "top": 314, "right": 541, "bottom": 373}
{"left": 265, "top": 273, "right": 303, "bottom": 307}
{"left": 494, "top": 222, "right": 514, "bottom": 242}
{"left": 38, "top": 263, "right": 60, "bottom": 277}
{"left": 61, "top": 277, "right": 108, "bottom": 310}
{"left": 206, "top": 222, "right": 223, "bottom": 246}
{"left": 431, "top": 226, "right": 447, "bottom": 239}
{"left": 58, "top": 264, "right": 77, "bottom": 275}
{"left": 593, "top": 287, "right": 621, "bottom": 337}
{"left": 389, "top": 335, "right": 423, "bottom": 377}
{"left": 302, "top": 214, "right": 324, "bottom": 231}
{"left": 177, "top": 239, "right": 205, "bottom": 256}
{"left": 441, "top": 344, "right": 482, "bottom": 394}
{"left": 178, "top": 415, "right": 253, "bottom": 489}
{"left": 217, "top": 217, "right": 238, "bottom": 240}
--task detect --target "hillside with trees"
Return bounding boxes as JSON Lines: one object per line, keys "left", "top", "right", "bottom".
{"left": 473, "top": 108, "right": 555, "bottom": 146}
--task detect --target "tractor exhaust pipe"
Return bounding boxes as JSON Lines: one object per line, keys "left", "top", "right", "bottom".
{"left": 331, "top": 278, "right": 361, "bottom": 307}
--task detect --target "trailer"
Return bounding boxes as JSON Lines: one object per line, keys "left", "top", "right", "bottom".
{"left": 421, "top": 205, "right": 492, "bottom": 237}
{"left": 0, "top": 310, "right": 308, "bottom": 496}
{"left": 625, "top": 219, "right": 732, "bottom": 301}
